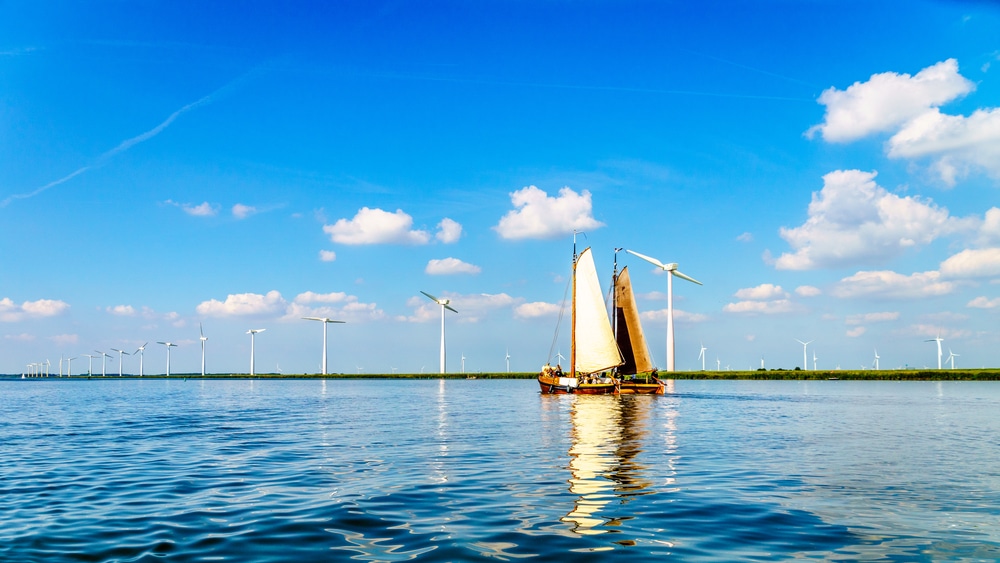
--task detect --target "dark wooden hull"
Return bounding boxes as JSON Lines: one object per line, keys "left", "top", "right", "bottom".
{"left": 538, "top": 374, "right": 616, "bottom": 395}
{"left": 617, "top": 379, "right": 665, "bottom": 394}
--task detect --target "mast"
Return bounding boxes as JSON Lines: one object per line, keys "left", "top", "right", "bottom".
{"left": 571, "top": 232, "right": 578, "bottom": 378}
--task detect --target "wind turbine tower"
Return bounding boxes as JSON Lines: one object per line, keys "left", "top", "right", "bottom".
{"left": 247, "top": 329, "right": 266, "bottom": 376}
{"left": 302, "top": 317, "right": 344, "bottom": 375}
{"left": 135, "top": 343, "right": 148, "bottom": 377}
{"left": 873, "top": 348, "right": 880, "bottom": 371}
{"left": 111, "top": 348, "right": 130, "bottom": 376}
{"left": 505, "top": 348, "right": 511, "bottom": 373}
{"left": 947, "top": 349, "right": 959, "bottom": 369}
{"left": 626, "top": 249, "right": 702, "bottom": 372}
{"left": 420, "top": 291, "right": 458, "bottom": 374}
{"left": 83, "top": 354, "right": 96, "bottom": 376}
{"left": 96, "top": 350, "right": 112, "bottom": 376}
{"left": 794, "top": 339, "right": 813, "bottom": 370}
{"left": 925, "top": 336, "right": 944, "bottom": 369}
{"left": 698, "top": 343, "right": 707, "bottom": 371}
{"left": 200, "top": 323, "right": 208, "bottom": 376}
{"left": 66, "top": 356, "right": 77, "bottom": 377}
{"left": 157, "top": 342, "right": 177, "bottom": 376}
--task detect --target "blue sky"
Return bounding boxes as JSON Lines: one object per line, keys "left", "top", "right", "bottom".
{"left": 2, "top": 0, "right": 999, "bottom": 375}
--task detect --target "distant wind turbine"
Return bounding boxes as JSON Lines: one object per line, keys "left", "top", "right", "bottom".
{"left": 461, "top": 353, "right": 466, "bottom": 373}
{"left": 556, "top": 350, "right": 566, "bottom": 366}
{"left": 96, "top": 350, "right": 111, "bottom": 376}
{"left": 716, "top": 357, "right": 721, "bottom": 371}
{"left": 813, "top": 351, "right": 818, "bottom": 371}
{"left": 66, "top": 356, "right": 77, "bottom": 377}
{"left": 794, "top": 339, "right": 813, "bottom": 370}
{"left": 200, "top": 323, "right": 208, "bottom": 376}
{"left": 872, "top": 348, "right": 880, "bottom": 370}
{"left": 83, "top": 353, "right": 96, "bottom": 376}
{"left": 925, "top": 335, "right": 944, "bottom": 369}
{"left": 302, "top": 317, "right": 345, "bottom": 375}
{"left": 421, "top": 291, "right": 457, "bottom": 374}
{"left": 947, "top": 348, "right": 959, "bottom": 369}
{"left": 626, "top": 249, "right": 702, "bottom": 372}
{"left": 134, "top": 342, "right": 148, "bottom": 376}
{"left": 110, "top": 347, "right": 130, "bottom": 376}
{"left": 247, "top": 329, "right": 265, "bottom": 376}
{"left": 698, "top": 343, "right": 707, "bottom": 371}
{"left": 157, "top": 342, "right": 177, "bottom": 376}
{"left": 505, "top": 348, "right": 511, "bottom": 373}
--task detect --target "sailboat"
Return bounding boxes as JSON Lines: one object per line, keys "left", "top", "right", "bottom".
{"left": 612, "top": 264, "right": 665, "bottom": 395}
{"left": 538, "top": 245, "right": 623, "bottom": 394}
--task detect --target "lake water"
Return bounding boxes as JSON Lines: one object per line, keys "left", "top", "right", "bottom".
{"left": 2, "top": 378, "right": 999, "bottom": 562}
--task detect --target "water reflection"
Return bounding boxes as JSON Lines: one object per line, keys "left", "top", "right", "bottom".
{"left": 562, "top": 395, "right": 660, "bottom": 536}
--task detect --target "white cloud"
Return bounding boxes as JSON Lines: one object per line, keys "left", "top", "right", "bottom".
{"left": 106, "top": 305, "right": 135, "bottom": 316}
{"left": 832, "top": 270, "right": 956, "bottom": 299}
{"left": 807, "top": 59, "right": 974, "bottom": 142}
{"left": 775, "top": 170, "right": 963, "bottom": 270}
{"left": 939, "top": 248, "right": 1000, "bottom": 278}
{"left": 968, "top": 296, "right": 1000, "bottom": 308}
{"left": 887, "top": 107, "right": 1000, "bottom": 185}
{"left": 494, "top": 186, "right": 603, "bottom": 240}
{"left": 845, "top": 311, "right": 900, "bottom": 325}
{"left": 795, "top": 285, "right": 822, "bottom": 297}
{"left": 5, "top": 333, "right": 35, "bottom": 342}
{"left": 406, "top": 292, "right": 519, "bottom": 323}
{"left": 514, "top": 301, "right": 561, "bottom": 318}
{"left": 436, "top": 218, "right": 462, "bottom": 243}
{"left": 425, "top": 258, "right": 481, "bottom": 275}
{"left": 723, "top": 299, "right": 799, "bottom": 315}
{"left": 285, "top": 291, "right": 384, "bottom": 322}
{"left": 981, "top": 208, "right": 1000, "bottom": 245}
{"left": 166, "top": 200, "right": 219, "bottom": 217}
{"left": 319, "top": 250, "right": 337, "bottom": 262}
{"left": 846, "top": 327, "right": 867, "bottom": 338}
{"left": 736, "top": 232, "right": 753, "bottom": 243}
{"left": 196, "top": 290, "right": 287, "bottom": 317}
{"left": 0, "top": 297, "right": 70, "bottom": 322}
{"left": 294, "top": 291, "right": 350, "bottom": 304}
{"left": 640, "top": 308, "right": 709, "bottom": 323}
{"left": 232, "top": 203, "right": 258, "bottom": 219}
{"left": 734, "top": 283, "right": 788, "bottom": 300}
{"left": 323, "top": 207, "right": 431, "bottom": 245}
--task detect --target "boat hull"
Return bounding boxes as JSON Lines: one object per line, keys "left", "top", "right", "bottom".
{"left": 537, "top": 374, "right": 616, "bottom": 395}
{"left": 616, "top": 379, "right": 665, "bottom": 395}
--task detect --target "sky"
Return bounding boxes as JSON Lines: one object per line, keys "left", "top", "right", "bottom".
{"left": 2, "top": 0, "right": 999, "bottom": 375}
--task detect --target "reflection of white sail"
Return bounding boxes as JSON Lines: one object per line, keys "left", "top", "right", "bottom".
{"left": 563, "top": 396, "right": 621, "bottom": 534}
{"left": 575, "top": 248, "right": 624, "bottom": 375}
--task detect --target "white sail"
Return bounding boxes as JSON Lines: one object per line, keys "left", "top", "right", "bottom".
{"left": 574, "top": 248, "right": 624, "bottom": 375}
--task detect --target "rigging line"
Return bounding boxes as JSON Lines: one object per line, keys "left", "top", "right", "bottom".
{"left": 548, "top": 266, "right": 573, "bottom": 365}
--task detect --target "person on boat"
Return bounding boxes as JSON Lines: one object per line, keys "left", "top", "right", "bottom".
{"left": 555, "top": 364, "right": 563, "bottom": 377}
{"left": 541, "top": 363, "right": 553, "bottom": 376}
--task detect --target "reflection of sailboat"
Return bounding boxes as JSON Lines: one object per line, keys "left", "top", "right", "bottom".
{"left": 538, "top": 243, "right": 623, "bottom": 395}
{"left": 613, "top": 264, "right": 665, "bottom": 395}
{"left": 562, "top": 395, "right": 654, "bottom": 535}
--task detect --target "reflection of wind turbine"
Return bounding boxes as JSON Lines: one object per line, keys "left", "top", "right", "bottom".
{"left": 157, "top": 342, "right": 177, "bottom": 376}
{"left": 794, "top": 339, "right": 813, "bottom": 370}
{"left": 698, "top": 344, "right": 707, "bottom": 371}
{"left": 626, "top": 249, "right": 702, "bottom": 372}
{"left": 134, "top": 342, "right": 148, "bottom": 377}
{"left": 302, "top": 317, "right": 344, "bottom": 375}
{"left": 247, "top": 329, "right": 265, "bottom": 376}
{"left": 947, "top": 348, "right": 959, "bottom": 369}
{"left": 110, "top": 347, "right": 130, "bottom": 376}
{"left": 872, "top": 348, "right": 880, "bottom": 370}
{"left": 421, "top": 291, "right": 457, "bottom": 374}
{"left": 199, "top": 323, "right": 208, "bottom": 376}
{"left": 925, "top": 335, "right": 943, "bottom": 369}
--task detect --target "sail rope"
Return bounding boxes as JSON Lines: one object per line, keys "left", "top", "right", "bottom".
{"left": 548, "top": 269, "right": 572, "bottom": 365}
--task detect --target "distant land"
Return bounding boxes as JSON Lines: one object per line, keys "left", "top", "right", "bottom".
{"left": 5, "top": 369, "right": 1000, "bottom": 381}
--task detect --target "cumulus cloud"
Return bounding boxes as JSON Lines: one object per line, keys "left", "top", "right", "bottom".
{"left": 968, "top": 296, "right": 1000, "bottom": 308}
{"left": 295, "top": 291, "right": 350, "bottom": 304}
{"left": 939, "top": 248, "right": 1000, "bottom": 278}
{"left": 232, "top": 203, "right": 258, "bottom": 219}
{"left": 196, "top": 290, "right": 287, "bottom": 317}
{"left": 774, "top": 170, "right": 964, "bottom": 270}
{"left": 981, "top": 208, "right": 1000, "bottom": 245}
{"left": 166, "top": 200, "right": 219, "bottom": 217}
{"left": 319, "top": 250, "right": 336, "bottom": 262}
{"left": 845, "top": 311, "right": 900, "bottom": 325}
{"left": 795, "top": 285, "right": 822, "bottom": 297}
{"left": 831, "top": 270, "right": 956, "bottom": 299}
{"left": 734, "top": 283, "right": 788, "bottom": 300}
{"left": 0, "top": 297, "right": 70, "bottom": 322}
{"left": 723, "top": 299, "right": 799, "bottom": 315}
{"left": 640, "top": 308, "right": 710, "bottom": 323}
{"left": 286, "top": 291, "right": 384, "bottom": 322}
{"left": 807, "top": 59, "right": 974, "bottom": 142}
{"left": 405, "top": 292, "right": 519, "bottom": 323}
{"left": 494, "top": 186, "right": 603, "bottom": 240}
{"left": 106, "top": 305, "right": 135, "bottom": 316}
{"left": 846, "top": 327, "right": 867, "bottom": 338}
{"left": 436, "top": 218, "right": 462, "bottom": 243}
{"left": 514, "top": 301, "right": 562, "bottom": 318}
{"left": 426, "top": 258, "right": 481, "bottom": 275}
{"left": 887, "top": 107, "right": 1000, "bottom": 185}
{"left": 323, "top": 207, "right": 431, "bottom": 245}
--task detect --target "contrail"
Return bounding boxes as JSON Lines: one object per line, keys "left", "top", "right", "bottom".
{"left": 1, "top": 72, "right": 250, "bottom": 208}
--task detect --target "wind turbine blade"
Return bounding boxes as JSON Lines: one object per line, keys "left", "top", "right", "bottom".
{"left": 444, "top": 304, "right": 458, "bottom": 313}
{"left": 200, "top": 323, "right": 204, "bottom": 338}
{"left": 625, "top": 249, "right": 666, "bottom": 269}
{"left": 671, "top": 269, "right": 703, "bottom": 285}
{"left": 420, "top": 290, "right": 441, "bottom": 303}
{"left": 302, "top": 316, "right": 324, "bottom": 321}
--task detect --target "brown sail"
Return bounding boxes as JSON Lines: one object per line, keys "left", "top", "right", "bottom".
{"left": 614, "top": 266, "right": 654, "bottom": 375}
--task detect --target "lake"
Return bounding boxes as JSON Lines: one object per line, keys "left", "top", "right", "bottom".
{"left": 1, "top": 378, "right": 998, "bottom": 561}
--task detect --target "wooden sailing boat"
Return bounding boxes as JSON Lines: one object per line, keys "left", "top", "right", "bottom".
{"left": 538, "top": 245, "right": 622, "bottom": 394}
{"left": 612, "top": 264, "right": 665, "bottom": 394}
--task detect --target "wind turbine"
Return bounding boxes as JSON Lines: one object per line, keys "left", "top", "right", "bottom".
{"left": 556, "top": 350, "right": 566, "bottom": 366}
{"left": 302, "top": 317, "right": 345, "bottom": 375}
{"left": 200, "top": 323, "right": 208, "bottom": 376}
{"left": 157, "top": 342, "right": 177, "bottom": 376}
{"left": 110, "top": 348, "right": 130, "bottom": 376}
{"left": 505, "top": 348, "right": 511, "bottom": 373}
{"left": 813, "top": 351, "right": 818, "bottom": 371}
{"left": 625, "top": 249, "right": 702, "bottom": 372}
{"left": 947, "top": 349, "right": 959, "bottom": 369}
{"left": 247, "top": 329, "right": 265, "bottom": 376}
{"left": 96, "top": 350, "right": 111, "bottom": 376}
{"left": 925, "top": 335, "right": 944, "bottom": 369}
{"left": 461, "top": 353, "right": 466, "bottom": 373}
{"left": 83, "top": 353, "right": 96, "bottom": 376}
{"left": 716, "top": 357, "right": 721, "bottom": 371}
{"left": 794, "top": 339, "right": 813, "bottom": 370}
{"left": 698, "top": 343, "right": 707, "bottom": 371}
{"left": 872, "top": 348, "right": 880, "bottom": 370}
{"left": 66, "top": 356, "right": 77, "bottom": 377}
{"left": 134, "top": 342, "right": 148, "bottom": 376}
{"left": 421, "top": 291, "right": 457, "bottom": 374}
